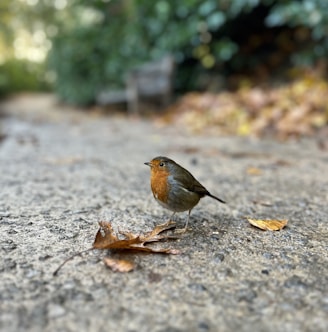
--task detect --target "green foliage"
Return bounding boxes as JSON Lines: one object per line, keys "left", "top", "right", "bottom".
{"left": 0, "top": 59, "right": 49, "bottom": 97}
{"left": 0, "top": 0, "right": 55, "bottom": 98}
{"left": 47, "top": 0, "right": 328, "bottom": 105}
{"left": 266, "top": 0, "right": 328, "bottom": 66}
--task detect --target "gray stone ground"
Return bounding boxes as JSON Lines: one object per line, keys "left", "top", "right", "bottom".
{"left": 0, "top": 94, "right": 327, "bottom": 332}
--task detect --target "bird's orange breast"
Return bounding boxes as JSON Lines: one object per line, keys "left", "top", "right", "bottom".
{"left": 150, "top": 169, "right": 170, "bottom": 203}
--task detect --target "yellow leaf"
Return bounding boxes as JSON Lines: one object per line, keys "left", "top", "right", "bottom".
{"left": 238, "top": 122, "right": 251, "bottom": 136}
{"left": 247, "top": 218, "right": 288, "bottom": 231}
{"left": 246, "top": 167, "right": 262, "bottom": 175}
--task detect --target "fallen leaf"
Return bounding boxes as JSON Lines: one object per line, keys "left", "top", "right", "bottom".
{"left": 252, "top": 200, "right": 273, "bottom": 207}
{"left": 247, "top": 218, "right": 288, "bottom": 231}
{"left": 103, "top": 257, "right": 135, "bottom": 272}
{"left": 181, "top": 146, "right": 200, "bottom": 154}
{"left": 53, "top": 221, "right": 180, "bottom": 276}
{"left": 93, "top": 220, "right": 180, "bottom": 254}
{"left": 273, "top": 159, "right": 292, "bottom": 167}
{"left": 160, "top": 72, "right": 328, "bottom": 139}
{"left": 247, "top": 167, "right": 262, "bottom": 175}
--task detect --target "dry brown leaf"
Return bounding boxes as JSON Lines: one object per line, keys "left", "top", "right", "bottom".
{"left": 103, "top": 257, "right": 135, "bottom": 272}
{"left": 161, "top": 73, "right": 328, "bottom": 139}
{"left": 247, "top": 218, "right": 288, "bottom": 231}
{"left": 93, "top": 220, "right": 180, "bottom": 254}
{"left": 53, "top": 221, "right": 180, "bottom": 276}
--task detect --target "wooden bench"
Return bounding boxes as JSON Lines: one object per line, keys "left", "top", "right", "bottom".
{"left": 96, "top": 55, "right": 175, "bottom": 114}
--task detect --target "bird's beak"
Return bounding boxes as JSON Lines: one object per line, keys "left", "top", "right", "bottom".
{"left": 144, "top": 162, "right": 151, "bottom": 167}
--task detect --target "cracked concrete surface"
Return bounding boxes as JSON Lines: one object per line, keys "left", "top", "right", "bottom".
{"left": 0, "top": 94, "right": 327, "bottom": 332}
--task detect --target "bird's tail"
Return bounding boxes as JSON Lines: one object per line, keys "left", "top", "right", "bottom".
{"left": 207, "top": 193, "right": 226, "bottom": 204}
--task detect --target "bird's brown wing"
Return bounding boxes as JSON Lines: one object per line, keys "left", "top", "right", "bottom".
{"left": 173, "top": 165, "right": 226, "bottom": 204}
{"left": 172, "top": 167, "right": 209, "bottom": 197}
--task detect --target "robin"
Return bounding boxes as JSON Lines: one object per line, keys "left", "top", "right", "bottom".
{"left": 145, "top": 156, "right": 226, "bottom": 231}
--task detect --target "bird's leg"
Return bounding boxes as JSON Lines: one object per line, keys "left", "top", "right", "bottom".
{"left": 159, "top": 211, "right": 177, "bottom": 229}
{"left": 175, "top": 210, "right": 191, "bottom": 234}
{"left": 169, "top": 211, "right": 176, "bottom": 222}
{"left": 184, "top": 209, "right": 191, "bottom": 230}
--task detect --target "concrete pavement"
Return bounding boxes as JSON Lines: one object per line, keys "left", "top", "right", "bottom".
{"left": 0, "top": 94, "right": 327, "bottom": 332}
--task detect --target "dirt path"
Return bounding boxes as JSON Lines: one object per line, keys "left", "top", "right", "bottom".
{"left": 0, "top": 94, "right": 327, "bottom": 332}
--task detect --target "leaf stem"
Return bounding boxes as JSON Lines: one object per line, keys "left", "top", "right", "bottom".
{"left": 53, "top": 247, "right": 93, "bottom": 276}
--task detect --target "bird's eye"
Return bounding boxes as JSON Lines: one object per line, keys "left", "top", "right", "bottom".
{"left": 159, "top": 162, "right": 165, "bottom": 167}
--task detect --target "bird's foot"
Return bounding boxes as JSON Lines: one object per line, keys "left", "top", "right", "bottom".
{"left": 159, "top": 220, "right": 176, "bottom": 229}
{"left": 174, "top": 227, "right": 189, "bottom": 234}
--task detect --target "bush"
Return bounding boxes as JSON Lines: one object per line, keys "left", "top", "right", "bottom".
{"left": 48, "top": 0, "right": 328, "bottom": 105}
{"left": 0, "top": 59, "right": 49, "bottom": 98}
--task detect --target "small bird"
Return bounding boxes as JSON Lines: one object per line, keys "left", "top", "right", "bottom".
{"left": 145, "top": 156, "right": 226, "bottom": 231}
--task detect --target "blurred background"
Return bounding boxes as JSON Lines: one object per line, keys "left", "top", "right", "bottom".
{"left": 1, "top": 0, "right": 327, "bottom": 139}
